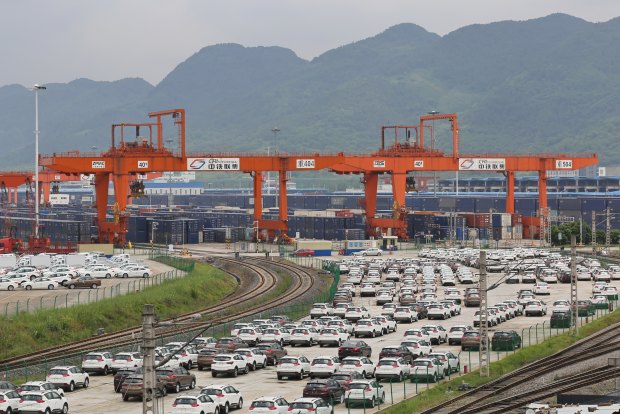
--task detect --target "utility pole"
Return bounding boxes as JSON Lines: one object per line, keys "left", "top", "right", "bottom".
{"left": 479, "top": 251, "right": 489, "bottom": 377}
{"left": 606, "top": 207, "right": 611, "bottom": 249}
{"left": 570, "top": 235, "right": 578, "bottom": 336}
{"left": 592, "top": 210, "right": 596, "bottom": 254}
{"left": 142, "top": 304, "right": 159, "bottom": 414}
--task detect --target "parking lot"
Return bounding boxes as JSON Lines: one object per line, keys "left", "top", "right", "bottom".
{"left": 9, "top": 247, "right": 620, "bottom": 414}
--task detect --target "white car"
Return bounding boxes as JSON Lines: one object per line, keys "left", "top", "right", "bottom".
{"left": 353, "top": 319, "right": 383, "bottom": 338}
{"left": 42, "top": 266, "right": 76, "bottom": 278}
{"left": 344, "top": 306, "right": 370, "bottom": 322}
{"left": 22, "top": 277, "right": 59, "bottom": 290}
{"left": 78, "top": 265, "right": 113, "bottom": 279}
{"left": 17, "top": 391, "right": 68, "bottom": 414}
{"left": 524, "top": 300, "right": 547, "bottom": 316}
{"left": 374, "top": 357, "right": 411, "bottom": 381}
{"left": 447, "top": 325, "right": 471, "bottom": 345}
{"left": 230, "top": 323, "right": 253, "bottom": 337}
{"left": 0, "top": 389, "right": 21, "bottom": 414}
{"left": 261, "top": 327, "right": 290, "bottom": 345}
{"left": 428, "top": 352, "right": 460, "bottom": 376}
{"left": 393, "top": 306, "right": 417, "bottom": 323}
{"left": 116, "top": 265, "right": 152, "bottom": 278}
{"left": 234, "top": 348, "right": 266, "bottom": 371}
{"left": 211, "top": 354, "right": 249, "bottom": 377}
{"left": 310, "top": 303, "right": 334, "bottom": 319}
{"left": 359, "top": 283, "right": 376, "bottom": 297}
{"left": 593, "top": 281, "right": 608, "bottom": 294}
{"left": 344, "top": 380, "right": 385, "bottom": 408}
{"left": 276, "top": 355, "right": 312, "bottom": 380}
{"left": 5, "top": 266, "right": 40, "bottom": 282}
{"left": 609, "top": 266, "right": 620, "bottom": 280}
{"left": 403, "top": 328, "right": 430, "bottom": 343}
{"left": 534, "top": 282, "right": 551, "bottom": 295}
{"left": 410, "top": 358, "right": 443, "bottom": 383}
{"left": 441, "top": 299, "right": 461, "bottom": 315}
{"left": 373, "top": 315, "right": 397, "bottom": 334}
{"left": 288, "top": 398, "right": 332, "bottom": 414}
{"left": 249, "top": 396, "right": 290, "bottom": 414}
{"left": 46, "top": 365, "right": 89, "bottom": 392}
{"left": 332, "top": 303, "right": 349, "bottom": 318}
{"left": 552, "top": 299, "right": 571, "bottom": 312}
{"left": 339, "top": 357, "right": 375, "bottom": 379}
{"left": 422, "top": 325, "right": 448, "bottom": 345}
{"left": 111, "top": 352, "right": 143, "bottom": 372}
{"left": 327, "top": 319, "right": 354, "bottom": 334}
{"left": 594, "top": 270, "right": 612, "bottom": 282}
{"left": 200, "top": 384, "right": 244, "bottom": 412}
{"left": 237, "top": 328, "right": 262, "bottom": 346}
{"left": 427, "top": 304, "right": 451, "bottom": 320}
{"left": 400, "top": 340, "right": 432, "bottom": 357}
{"left": 353, "top": 248, "right": 383, "bottom": 257}
{"left": 16, "top": 381, "right": 65, "bottom": 397}
{"left": 170, "top": 394, "right": 218, "bottom": 414}
{"left": 289, "top": 327, "right": 318, "bottom": 346}
{"left": 381, "top": 303, "right": 397, "bottom": 316}
{"left": 0, "top": 277, "right": 18, "bottom": 291}
{"left": 577, "top": 269, "right": 592, "bottom": 281}
{"left": 82, "top": 351, "right": 114, "bottom": 375}
{"left": 317, "top": 328, "right": 349, "bottom": 347}
{"left": 375, "top": 290, "right": 394, "bottom": 305}
{"left": 309, "top": 355, "right": 341, "bottom": 378}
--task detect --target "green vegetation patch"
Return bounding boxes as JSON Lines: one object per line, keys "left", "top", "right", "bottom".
{"left": 381, "top": 309, "right": 620, "bottom": 414}
{"left": 0, "top": 263, "right": 236, "bottom": 360}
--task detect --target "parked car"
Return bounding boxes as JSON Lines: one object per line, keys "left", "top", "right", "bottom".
{"left": 374, "top": 358, "right": 411, "bottom": 382}
{"left": 81, "top": 351, "right": 114, "bottom": 375}
{"left": 120, "top": 375, "right": 166, "bottom": 401}
{"left": 0, "top": 389, "right": 20, "bottom": 414}
{"left": 254, "top": 342, "right": 287, "bottom": 365}
{"left": 211, "top": 354, "right": 248, "bottom": 378}
{"left": 113, "top": 368, "right": 138, "bottom": 392}
{"left": 461, "top": 331, "right": 482, "bottom": 351}
{"left": 378, "top": 346, "right": 415, "bottom": 365}
{"left": 66, "top": 275, "right": 101, "bottom": 289}
{"left": 46, "top": 366, "right": 89, "bottom": 392}
{"left": 344, "top": 380, "right": 385, "bottom": 408}
{"left": 197, "top": 348, "right": 219, "bottom": 371}
{"left": 170, "top": 394, "right": 218, "bottom": 414}
{"left": 427, "top": 352, "right": 460, "bottom": 375}
{"left": 276, "top": 356, "right": 312, "bottom": 380}
{"left": 17, "top": 391, "right": 68, "bottom": 414}
{"left": 550, "top": 310, "right": 572, "bottom": 329}
{"left": 353, "top": 248, "right": 383, "bottom": 257}
{"left": 338, "top": 340, "right": 372, "bottom": 359}
{"left": 22, "top": 277, "right": 59, "bottom": 290}
{"left": 491, "top": 330, "right": 522, "bottom": 351}
{"left": 303, "top": 379, "right": 346, "bottom": 404}
{"left": 16, "top": 381, "right": 65, "bottom": 397}
{"left": 288, "top": 398, "right": 332, "bottom": 414}
{"left": 410, "top": 358, "right": 443, "bottom": 383}
{"left": 338, "top": 357, "right": 374, "bottom": 379}
{"left": 249, "top": 396, "right": 289, "bottom": 414}
{"left": 111, "top": 352, "right": 143, "bottom": 372}
{"left": 292, "top": 249, "right": 315, "bottom": 257}
{"left": 200, "top": 384, "right": 244, "bottom": 412}
{"left": 215, "top": 337, "right": 249, "bottom": 352}
{"left": 156, "top": 367, "right": 196, "bottom": 393}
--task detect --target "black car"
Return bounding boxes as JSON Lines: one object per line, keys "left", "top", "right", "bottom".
{"left": 113, "top": 367, "right": 140, "bottom": 392}
{"left": 302, "top": 379, "right": 346, "bottom": 404}
{"left": 550, "top": 310, "right": 572, "bottom": 329}
{"left": 338, "top": 340, "right": 372, "bottom": 359}
{"left": 378, "top": 345, "right": 415, "bottom": 364}
{"left": 330, "top": 371, "right": 364, "bottom": 388}
{"left": 491, "top": 330, "right": 522, "bottom": 351}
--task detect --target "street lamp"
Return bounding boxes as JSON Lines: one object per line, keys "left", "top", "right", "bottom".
{"left": 271, "top": 127, "right": 280, "bottom": 153}
{"left": 32, "top": 84, "right": 46, "bottom": 238}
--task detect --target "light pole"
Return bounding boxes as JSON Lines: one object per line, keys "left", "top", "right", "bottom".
{"left": 428, "top": 111, "right": 438, "bottom": 195}
{"left": 271, "top": 127, "right": 280, "bottom": 153}
{"left": 32, "top": 84, "right": 46, "bottom": 238}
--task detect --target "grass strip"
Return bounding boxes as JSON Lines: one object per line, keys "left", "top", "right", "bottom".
{"left": 381, "top": 308, "right": 620, "bottom": 414}
{"left": 0, "top": 263, "right": 236, "bottom": 360}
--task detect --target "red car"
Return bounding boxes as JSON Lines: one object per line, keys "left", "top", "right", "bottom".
{"left": 292, "top": 249, "right": 315, "bottom": 257}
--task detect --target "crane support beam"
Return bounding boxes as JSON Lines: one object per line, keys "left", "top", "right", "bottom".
{"left": 37, "top": 109, "right": 599, "bottom": 245}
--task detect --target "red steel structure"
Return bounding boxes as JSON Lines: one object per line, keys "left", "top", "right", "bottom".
{"left": 39, "top": 109, "right": 599, "bottom": 244}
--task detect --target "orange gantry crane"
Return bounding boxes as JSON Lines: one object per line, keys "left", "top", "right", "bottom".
{"left": 40, "top": 109, "right": 598, "bottom": 245}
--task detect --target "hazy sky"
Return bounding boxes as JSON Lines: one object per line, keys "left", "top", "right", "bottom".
{"left": 2, "top": 0, "right": 619, "bottom": 88}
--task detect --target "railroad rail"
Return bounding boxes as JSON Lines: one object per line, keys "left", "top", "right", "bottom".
{"left": 420, "top": 321, "right": 620, "bottom": 414}
{"left": 0, "top": 257, "right": 323, "bottom": 370}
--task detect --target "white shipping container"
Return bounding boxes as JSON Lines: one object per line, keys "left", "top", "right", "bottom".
{"left": 501, "top": 213, "right": 512, "bottom": 226}
{"left": 0, "top": 254, "right": 17, "bottom": 268}
{"left": 49, "top": 194, "right": 70, "bottom": 205}
{"left": 512, "top": 224, "right": 523, "bottom": 240}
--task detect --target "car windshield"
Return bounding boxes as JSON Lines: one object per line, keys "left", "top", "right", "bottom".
{"left": 20, "top": 385, "right": 40, "bottom": 391}
{"left": 290, "top": 402, "right": 314, "bottom": 409}
{"left": 341, "top": 359, "right": 360, "bottom": 365}
{"left": 280, "top": 358, "right": 298, "bottom": 364}
{"left": 202, "top": 388, "right": 222, "bottom": 395}
{"left": 413, "top": 361, "right": 431, "bottom": 367}
{"left": 348, "top": 383, "right": 370, "bottom": 389}
{"left": 175, "top": 397, "right": 199, "bottom": 405}
{"left": 313, "top": 359, "right": 333, "bottom": 364}
{"left": 48, "top": 369, "right": 68, "bottom": 375}
{"left": 251, "top": 401, "right": 275, "bottom": 408}
{"left": 114, "top": 354, "right": 131, "bottom": 360}
{"left": 377, "top": 360, "right": 396, "bottom": 366}
{"left": 341, "top": 341, "right": 360, "bottom": 347}
{"left": 21, "top": 394, "right": 44, "bottom": 401}
{"left": 214, "top": 356, "right": 231, "bottom": 362}
{"left": 305, "top": 382, "right": 329, "bottom": 388}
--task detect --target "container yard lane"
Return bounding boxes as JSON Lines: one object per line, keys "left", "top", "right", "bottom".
{"left": 55, "top": 247, "right": 620, "bottom": 414}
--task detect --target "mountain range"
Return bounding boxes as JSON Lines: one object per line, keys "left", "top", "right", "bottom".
{"left": 1, "top": 13, "right": 619, "bottom": 169}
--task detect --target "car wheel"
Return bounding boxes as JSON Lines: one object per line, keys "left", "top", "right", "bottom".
{"left": 102, "top": 366, "right": 109, "bottom": 375}
{"left": 370, "top": 397, "right": 376, "bottom": 408}
{"left": 299, "top": 370, "right": 304, "bottom": 380}
{"left": 223, "top": 403, "right": 230, "bottom": 414}
{"left": 244, "top": 365, "right": 249, "bottom": 375}
{"left": 237, "top": 397, "right": 243, "bottom": 409}
{"left": 212, "top": 371, "right": 218, "bottom": 378}
{"left": 6, "top": 408, "right": 12, "bottom": 414}
{"left": 361, "top": 371, "right": 366, "bottom": 379}
{"left": 69, "top": 381, "right": 75, "bottom": 392}
{"left": 433, "top": 373, "right": 438, "bottom": 383}
{"left": 371, "top": 331, "right": 376, "bottom": 338}
{"left": 7, "top": 285, "right": 14, "bottom": 291}
{"left": 68, "top": 284, "right": 76, "bottom": 289}
{"left": 143, "top": 273, "right": 149, "bottom": 278}
{"left": 214, "top": 407, "right": 220, "bottom": 414}
{"left": 252, "top": 362, "right": 256, "bottom": 371}
{"left": 233, "top": 367, "right": 238, "bottom": 377}
{"left": 84, "top": 378, "right": 89, "bottom": 388}
{"left": 48, "top": 284, "right": 55, "bottom": 290}
{"left": 174, "top": 382, "right": 181, "bottom": 393}
{"left": 123, "top": 394, "right": 129, "bottom": 401}
{"left": 106, "top": 273, "right": 112, "bottom": 278}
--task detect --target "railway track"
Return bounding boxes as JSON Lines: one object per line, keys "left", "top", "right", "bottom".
{"left": 420, "top": 322, "right": 620, "bottom": 414}
{"left": 1, "top": 256, "right": 322, "bottom": 370}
